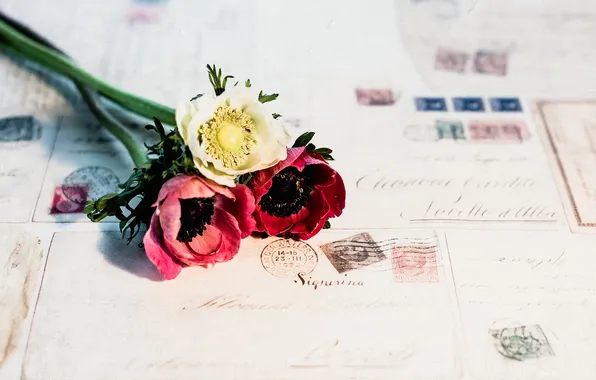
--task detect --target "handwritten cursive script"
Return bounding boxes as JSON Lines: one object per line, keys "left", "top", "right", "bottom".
{"left": 184, "top": 295, "right": 291, "bottom": 311}
{"left": 290, "top": 338, "right": 413, "bottom": 368}
{"left": 294, "top": 273, "right": 364, "bottom": 290}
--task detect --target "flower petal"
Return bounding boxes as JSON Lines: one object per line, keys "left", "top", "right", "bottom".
{"left": 221, "top": 86, "right": 261, "bottom": 109}
{"left": 290, "top": 190, "right": 330, "bottom": 239}
{"left": 250, "top": 147, "right": 306, "bottom": 196}
{"left": 219, "top": 185, "right": 256, "bottom": 238}
{"left": 322, "top": 172, "right": 346, "bottom": 217}
{"left": 186, "top": 94, "right": 219, "bottom": 159}
{"left": 157, "top": 196, "right": 183, "bottom": 245}
{"left": 210, "top": 210, "right": 242, "bottom": 263}
{"left": 177, "top": 224, "right": 224, "bottom": 266}
{"left": 143, "top": 214, "right": 182, "bottom": 280}
{"left": 175, "top": 101, "right": 197, "bottom": 144}
{"left": 254, "top": 208, "right": 295, "bottom": 236}
{"left": 201, "top": 177, "right": 235, "bottom": 200}
{"left": 154, "top": 175, "right": 216, "bottom": 206}
{"left": 195, "top": 159, "right": 237, "bottom": 187}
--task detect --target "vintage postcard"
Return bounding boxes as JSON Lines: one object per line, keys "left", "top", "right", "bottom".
{"left": 534, "top": 101, "right": 596, "bottom": 232}
{"left": 0, "top": 110, "right": 59, "bottom": 222}
{"left": 0, "top": 226, "right": 45, "bottom": 380}
{"left": 33, "top": 115, "right": 136, "bottom": 223}
{"left": 446, "top": 230, "right": 596, "bottom": 379}
{"left": 396, "top": 0, "right": 596, "bottom": 94}
{"left": 22, "top": 229, "right": 462, "bottom": 380}
{"left": 328, "top": 110, "right": 566, "bottom": 230}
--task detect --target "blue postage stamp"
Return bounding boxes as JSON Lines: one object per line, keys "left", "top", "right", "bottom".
{"left": 453, "top": 97, "right": 485, "bottom": 112}
{"left": 415, "top": 97, "right": 447, "bottom": 112}
{"left": 490, "top": 97, "right": 522, "bottom": 112}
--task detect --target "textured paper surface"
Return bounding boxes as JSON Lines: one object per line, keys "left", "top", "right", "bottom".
{"left": 23, "top": 230, "right": 462, "bottom": 380}
{"left": 1, "top": 0, "right": 596, "bottom": 379}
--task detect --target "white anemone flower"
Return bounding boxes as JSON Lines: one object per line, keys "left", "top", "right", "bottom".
{"left": 176, "top": 86, "right": 291, "bottom": 187}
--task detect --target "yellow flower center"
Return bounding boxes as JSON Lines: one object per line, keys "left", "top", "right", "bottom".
{"left": 200, "top": 105, "right": 256, "bottom": 168}
{"left": 217, "top": 122, "right": 244, "bottom": 152}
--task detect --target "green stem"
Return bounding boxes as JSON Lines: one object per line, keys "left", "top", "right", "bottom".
{"left": 0, "top": 19, "right": 175, "bottom": 125}
{"left": 78, "top": 83, "right": 148, "bottom": 166}
{"left": 0, "top": 42, "right": 147, "bottom": 166}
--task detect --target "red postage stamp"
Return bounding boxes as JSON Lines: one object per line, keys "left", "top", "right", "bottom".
{"left": 468, "top": 120, "right": 530, "bottom": 142}
{"left": 50, "top": 185, "right": 88, "bottom": 214}
{"left": 355, "top": 89, "right": 396, "bottom": 106}
{"left": 435, "top": 48, "right": 469, "bottom": 73}
{"left": 473, "top": 50, "right": 508, "bottom": 76}
{"left": 392, "top": 244, "right": 439, "bottom": 283}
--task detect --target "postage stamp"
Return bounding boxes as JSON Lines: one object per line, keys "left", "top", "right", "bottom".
{"left": 392, "top": 244, "right": 439, "bottom": 283}
{"left": 490, "top": 97, "right": 522, "bottom": 112}
{"left": 415, "top": 97, "right": 447, "bottom": 112}
{"left": 319, "top": 232, "right": 386, "bottom": 274}
{"left": 0, "top": 115, "right": 42, "bottom": 145}
{"left": 453, "top": 97, "right": 485, "bottom": 112}
{"left": 50, "top": 186, "right": 88, "bottom": 214}
{"left": 435, "top": 120, "right": 466, "bottom": 141}
{"left": 355, "top": 89, "right": 396, "bottom": 106}
{"left": 434, "top": 48, "right": 469, "bottom": 73}
{"left": 468, "top": 120, "right": 529, "bottom": 142}
{"left": 489, "top": 325, "right": 554, "bottom": 361}
{"left": 62, "top": 166, "right": 120, "bottom": 204}
{"left": 473, "top": 50, "right": 508, "bottom": 76}
{"left": 261, "top": 239, "right": 318, "bottom": 278}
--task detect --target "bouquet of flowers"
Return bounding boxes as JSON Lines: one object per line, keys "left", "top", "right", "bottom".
{"left": 0, "top": 13, "right": 346, "bottom": 280}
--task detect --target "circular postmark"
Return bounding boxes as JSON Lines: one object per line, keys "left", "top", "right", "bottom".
{"left": 63, "top": 166, "right": 120, "bottom": 204}
{"left": 261, "top": 239, "right": 318, "bottom": 278}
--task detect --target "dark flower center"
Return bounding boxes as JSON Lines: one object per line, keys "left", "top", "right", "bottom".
{"left": 176, "top": 197, "right": 215, "bottom": 242}
{"left": 259, "top": 166, "right": 314, "bottom": 218}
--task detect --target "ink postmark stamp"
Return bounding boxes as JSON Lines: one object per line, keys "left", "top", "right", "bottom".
{"left": 62, "top": 166, "right": 120, "bottom": 204}
{"left": 489, "top": 325, "right": 554, "bottom": 361}
{"left": 261, "top": 239, "right": 318, "bottom": 278}
{"left": 392, "top": 243, "right": 439, "bottom": 283}
{"left": 319, "top": 232, "right": 386, "bottom": 274}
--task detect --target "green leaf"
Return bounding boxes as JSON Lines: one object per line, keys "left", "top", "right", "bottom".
{"left": 206, "top": 64, "right": 233, "bottom": 95}
{"left": 245, "top": 79, "right": 251, "bottom": 88}
{"left": 272, "top": 113, "right": 282, "bottom": 119}
{"left": 190, "top": 93, "right": 203, "bottom": 101}
{"left": 305, "top": 143, "right": 316, "bottom": 152}
{"left": 222, "top": 75, "right": 234, "bottom": 89}
{"left": 293, "top": 132, "right": 315, "bottom": 148}
{"left": 258, "top": 91, "right": 278, "bottom": 103}
{"left": 234, "top": 81, "right": 239, "bottom": 86}
{"left": 85, "top": 117, "right": 202, "bottom": 243}
{"left": 312, "top": 147, "right": 332, "bottom": 155}
{"left": 323, "top": 221, "right": 331, "bottom": 229}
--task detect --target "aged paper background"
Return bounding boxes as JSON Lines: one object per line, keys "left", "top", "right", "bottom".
{"left": 1, "top": 0, "right": 596, "bottom": 379}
